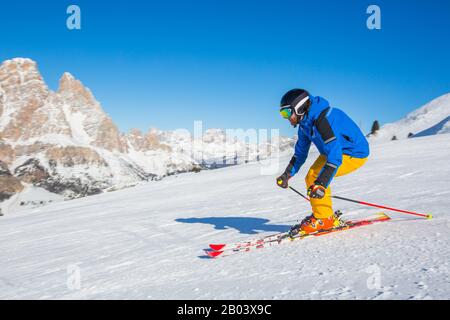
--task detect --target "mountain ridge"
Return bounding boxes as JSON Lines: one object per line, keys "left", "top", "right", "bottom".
{"left": 369, "top": 93, "right": 450, "bottom": 141}
{"left": 0, "top": 58, "right": 292, "bottom": 212}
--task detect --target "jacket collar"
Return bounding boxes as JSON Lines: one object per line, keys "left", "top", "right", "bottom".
{"left": 298, "top": 96, "right": 330, "bottom": 131}
{"left": 306, "top": 96, "right": 330, "bottom": 120}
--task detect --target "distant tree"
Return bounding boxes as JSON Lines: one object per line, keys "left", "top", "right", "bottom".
{"left": 391, "top": 135, "right": 397, "bottom": 141}
{"left": 370, "top": 120, "right": 380, "bottom": 135}
{"left": 408, "top": 132, "right": 414, "bottom": 138}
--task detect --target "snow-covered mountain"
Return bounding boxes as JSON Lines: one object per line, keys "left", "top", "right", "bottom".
{"left": 0, "top": 58, "right": 293, "bottom": 212}
{"left": 369, "top": 93, "right": 450, "bottom": 141}
{"left": 0, "top": 133, "right": 449, "bottom": 299}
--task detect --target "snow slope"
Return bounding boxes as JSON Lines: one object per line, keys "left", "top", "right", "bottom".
{"left": 414, "top": 115, "right": 450, "bottom": 137}
{"left": 0, "top": 134, "right": 450, "bottom": 299}
{"left": 370, "top": 93, "right": 450, "bottom": 141}
{"left": 0, "top": 184, "right": 64, "bottom": 214}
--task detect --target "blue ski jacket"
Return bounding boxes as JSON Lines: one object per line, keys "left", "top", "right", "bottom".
{"left": 287, "top": 96, "right": 369, "bottom": 187}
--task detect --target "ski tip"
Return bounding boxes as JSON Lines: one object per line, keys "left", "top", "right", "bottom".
{"left": 206, "top": 250, "right": 224, "bottom": 258}
{"left": 426, "top": 214, "right": 433, "bottom": 220}
{"left": 209, "top": 244, "right": 226, "bottom": 251}
{"left": 376, "top": 212, "right": 391, "bottom": 220}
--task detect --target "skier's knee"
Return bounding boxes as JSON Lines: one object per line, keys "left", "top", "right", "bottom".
{"left": 305, "top": 171, "right": 317, "bottom": 185}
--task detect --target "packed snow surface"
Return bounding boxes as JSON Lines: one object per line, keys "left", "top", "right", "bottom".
{"left": 1, "top": 134, "right": 450, "bottom": 299}
{"left": 0, "top": 184, "right": 64, "bottom": 214}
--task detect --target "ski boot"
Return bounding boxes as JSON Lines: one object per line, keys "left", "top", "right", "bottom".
{"left": 288, "top": 211, "right": 346, "bottom": 238}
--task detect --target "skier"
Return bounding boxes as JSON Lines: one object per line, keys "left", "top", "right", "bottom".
{"left": 276, "top": 89, "right": 369, "bottom": 236}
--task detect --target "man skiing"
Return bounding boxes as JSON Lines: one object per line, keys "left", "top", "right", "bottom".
{"left": 276, "top": 89, "right": 369, "bottom": 236}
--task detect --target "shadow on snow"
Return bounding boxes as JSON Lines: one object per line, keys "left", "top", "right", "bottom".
{"left": 175, "top": 217, "right": 291, "bottom": 235}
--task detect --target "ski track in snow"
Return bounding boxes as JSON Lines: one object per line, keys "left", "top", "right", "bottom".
{"left": 1, "top": 134, "right": 450, "bottom": 299}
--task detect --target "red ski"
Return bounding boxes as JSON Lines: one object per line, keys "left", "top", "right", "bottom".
{"left": 205, "top": 212, "right": 391, "bottom": 258}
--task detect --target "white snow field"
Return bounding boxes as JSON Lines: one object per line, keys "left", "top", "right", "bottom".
{"left": 1, "top": 134, "right": 450, "bottom": 300}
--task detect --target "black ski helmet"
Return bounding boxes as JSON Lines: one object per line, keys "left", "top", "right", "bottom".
{"left": 280, "top": 89, "right": 311, "bottom": 116}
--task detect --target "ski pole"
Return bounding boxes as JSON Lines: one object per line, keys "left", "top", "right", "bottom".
{"left": 288, "top": 186, "right": 432, "bottom": 219}
{"left": 288, "top": 186, "right": 310, "bottom": 202}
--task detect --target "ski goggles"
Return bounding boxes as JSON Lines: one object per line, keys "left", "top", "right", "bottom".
{"left": 280, "top": 96, "right": 310, "bottom": 119}
{"left": 280, "top": 106, "right": 293, "bottom": 119}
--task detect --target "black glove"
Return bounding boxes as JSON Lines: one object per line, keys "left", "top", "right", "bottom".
{"left": 276, "top": 172, "right": 291, "bottom": 189}
{"left": 307, "top": 182, "right": 326, "bottom": 199}
{"left": 277, "top": 156, "right": 298, "bottom": 189}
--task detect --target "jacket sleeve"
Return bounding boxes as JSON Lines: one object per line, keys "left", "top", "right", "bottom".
{"left": 314, "top": 111, "right": 343, "bottom": 188}
{"left": 285, "top": 128, "right": 311, "bottom": 177}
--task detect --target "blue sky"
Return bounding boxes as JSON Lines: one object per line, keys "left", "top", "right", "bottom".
{"left": 1, "top": 0, "right": 449, "bottom": 136}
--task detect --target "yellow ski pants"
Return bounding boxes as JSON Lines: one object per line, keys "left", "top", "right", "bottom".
{"left": 305, "top": 154, "right": 368, "bottom": 219}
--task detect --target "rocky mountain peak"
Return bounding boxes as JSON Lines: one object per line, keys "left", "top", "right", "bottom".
{"left": 0, "top": 58, "right": 47, "bottom": 91}
{"left": 2, "top": 58, "right": 39, "bottom": 73}
{"left": 0, "top": 58, "right": 50, "bottom": 140}
{"left": 58, "top": 72, "right": 96, "bottom": 106}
